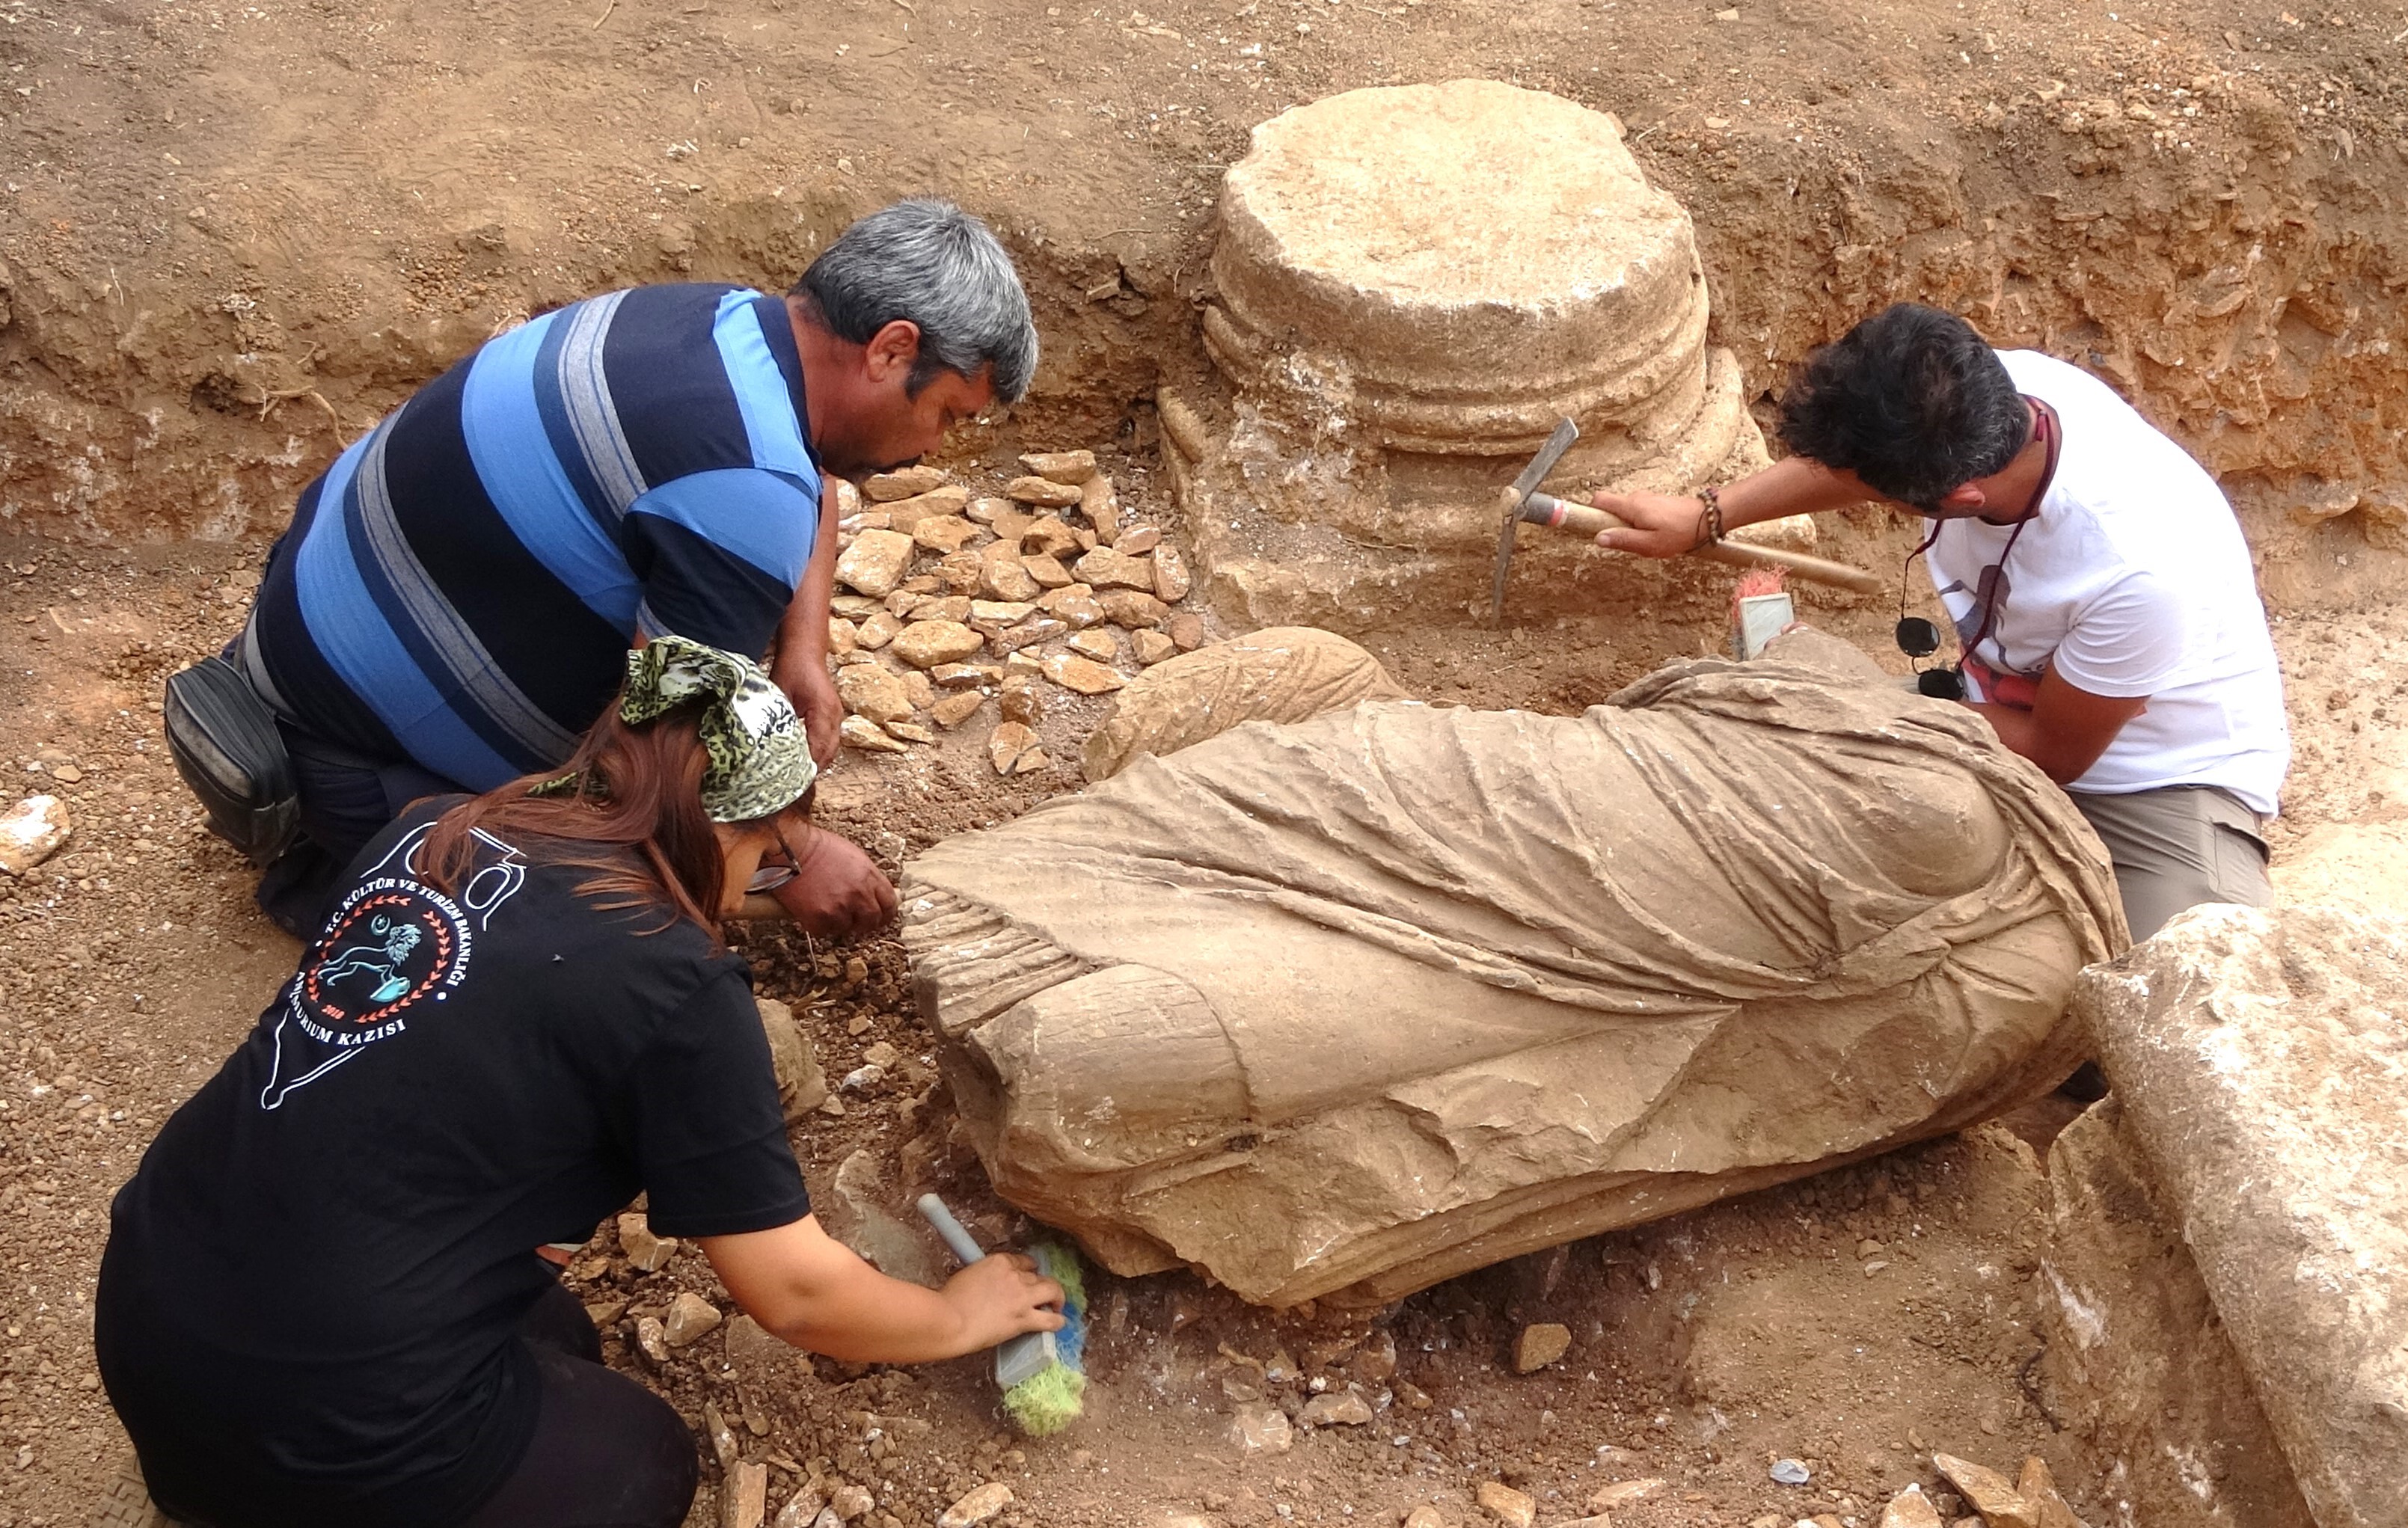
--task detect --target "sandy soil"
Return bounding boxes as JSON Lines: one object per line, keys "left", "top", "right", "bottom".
{"left": 4, "top": 0, "right": 2408, "bottom": 1524}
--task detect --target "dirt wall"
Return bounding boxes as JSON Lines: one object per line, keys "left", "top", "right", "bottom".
{"left": 1, "top": 0, "right": 2404, "bottom": 619}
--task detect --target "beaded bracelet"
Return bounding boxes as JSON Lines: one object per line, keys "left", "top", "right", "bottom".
{"left": 1694, "top": 485, "right": 1726, "bottom": 550}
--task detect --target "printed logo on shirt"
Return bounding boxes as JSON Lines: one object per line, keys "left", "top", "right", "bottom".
{"left": 258, "top": 822, "right": 527, "bottom": 1109}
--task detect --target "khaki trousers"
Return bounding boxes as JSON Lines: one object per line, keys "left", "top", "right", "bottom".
{"left": 2068, "top": 785, "right": 2273, "bottom": 943}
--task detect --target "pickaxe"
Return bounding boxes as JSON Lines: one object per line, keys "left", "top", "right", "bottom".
{"left": 1489, "top": 418, "right": 1884, "bottom": 621}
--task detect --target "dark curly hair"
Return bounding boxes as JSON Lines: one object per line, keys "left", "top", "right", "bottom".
{"left": 1776, "top": 304, "right": 2031, "bottom": 510}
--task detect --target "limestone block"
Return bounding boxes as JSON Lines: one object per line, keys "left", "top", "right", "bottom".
{"left": 902, "top": 633, "right": 2123, "bottom": 1305}
{"left": 1079, "top": 627, "right": 1412, "bottom": 782}
{"left": 2037, "top": 1099, "right": 2313, "bottom": 1528}
{"left": 2077, "top": 904, "right": 2408, "bottom": 1528}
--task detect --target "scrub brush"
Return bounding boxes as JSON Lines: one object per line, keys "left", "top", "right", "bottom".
{"left": 916, "top": 1194, "right": 1088, "bottom": 1437}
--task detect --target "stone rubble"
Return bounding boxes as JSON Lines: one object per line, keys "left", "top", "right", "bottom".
{"left": 663, "top": 1290, "right": 722, "bottom": 1348}
{"left": 1477, "top": 1480, "right": 1537, "bottom": 1528}
{"left": 617, "top": 1212, "right": 677, "bottom": 1272}
{"left": 1513, "top": 1322, "right": 1572, "bottom": 1373}
{"left": 0, "top": 795, "right": 69, "bottom": 877}
{"left": 936, "top": 1482, "right": 1013, "bottom": 1528}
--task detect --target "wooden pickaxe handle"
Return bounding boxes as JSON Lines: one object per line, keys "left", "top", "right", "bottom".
{"left": 1522, "top": 492, "right": 1884, "bottom": 595}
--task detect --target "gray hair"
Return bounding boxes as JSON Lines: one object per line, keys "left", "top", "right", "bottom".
{"left": 795, "top": 200, "right": 1038, "bottom": 402}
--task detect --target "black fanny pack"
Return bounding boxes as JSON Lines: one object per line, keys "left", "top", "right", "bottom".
{"left": 163, "top": 654, "right": 301, "bottom": 867}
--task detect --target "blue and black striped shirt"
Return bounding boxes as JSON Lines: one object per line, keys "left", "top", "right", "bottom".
{"left": 248, "top": 284, "right": 822, "bottom": 791}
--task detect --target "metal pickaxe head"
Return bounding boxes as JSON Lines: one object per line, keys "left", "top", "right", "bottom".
{"left": 1489, "top": 417, "right": 1581, "bottom": 622}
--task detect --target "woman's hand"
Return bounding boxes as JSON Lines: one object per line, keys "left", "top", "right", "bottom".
{"left": 940, "top": 1253, "right": 1068, "bottom": 1354}
{"left": 768, "top": 826, "right": 897, "bottom": 938}
{"left": 1588, "top": 490, "right": 1707, "bottom": 558}
{"left": 704, "top": 1215, "right": 1062, "bottom": 1366}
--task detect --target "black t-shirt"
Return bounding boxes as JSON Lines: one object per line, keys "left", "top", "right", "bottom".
{"left": 96, "top": 804, "right": 810, "bottom": 1528}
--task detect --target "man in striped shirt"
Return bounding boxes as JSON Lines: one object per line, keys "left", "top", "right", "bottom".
{"left": 236, "top": 200, "right": 1037, "bottom": 933}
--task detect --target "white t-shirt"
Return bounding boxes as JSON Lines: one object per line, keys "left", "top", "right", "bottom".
{"left": 1924, "top": 350, "right": 2290, "bottom": 815}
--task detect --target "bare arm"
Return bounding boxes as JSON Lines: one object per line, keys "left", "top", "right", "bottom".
{"left": 772, "top": 481, "right": 844, "bottom": 765}
{"left": 701, "top": 1214, "right": 1063, "bottom": 1365}
{"left": 1966, "top": 662, "right": 2149, "bottom": 785}
{"left": 1589, "top": 456, "right": 1881, "bottom": 557}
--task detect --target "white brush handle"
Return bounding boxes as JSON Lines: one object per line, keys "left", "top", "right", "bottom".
{"left": 916, "top": 1194, "right": 987, "bottom": 1265}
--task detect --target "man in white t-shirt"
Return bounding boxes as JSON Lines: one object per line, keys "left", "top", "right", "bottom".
{"left": 1589, "top": 302, "right": 2290, "bottom": 945}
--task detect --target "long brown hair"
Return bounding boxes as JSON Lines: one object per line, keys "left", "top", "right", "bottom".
{"left": 417, "top": 702, "right": 738, "bottom": 938}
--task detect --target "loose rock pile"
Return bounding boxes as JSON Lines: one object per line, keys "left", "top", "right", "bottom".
{"left": 827, "top": 450, "right": 1205, "bottom": 766}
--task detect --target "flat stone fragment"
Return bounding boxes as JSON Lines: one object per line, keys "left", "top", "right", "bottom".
{"left": 1403, "top": 1510, "right": 1445, "bottom": 1528}
{"left": 1020, "top": 515, "right": 1082, "bottom": 557}
{"left": 982, "top": 559, "right": 1041, "bottom": 602}
{"left": 932, "top": 552, "right": 984, "bottom": 595}
{"left": 634, "top": 1316, "right": 670, "bottom": 1363}
{"left": 1040, "top": 652, "right": 1126, "bottom": 695}
{"left": 866, "top": 465, "right": 950, "bottom": 502}
{"left": 1478, "top": 1482, "right": 1537, "bottom": 1528}
{"left": 827, "top": 618, "right": 857, "bottom": 657}
{"left": 999, "top": 676, "right": 1044, "bottom": 726}
{"left": 830, "top": 594, "right": 882, "bottom": 619}
{"left": 1014, "top": 747, "right": 1051, "bottom": 775}
{"left": 963, "top": 496, "right": 1016, "bottom": 525}
{"left": 2074, "top": 904, "right": 2408, "bottom": 1528}
{"left": 908, "top": 596, "right": 972, "bottom": 625}
{"left": 1587, "top": 1480, "right": 1665, "bottom": 1512}
{"left": 882, "top": 485, "right": 972, "bottom": 530}
{"left": 1153, "top": 544, "right": 1192, "bottom": 602}
{"left": 1079, "top": 476, "right": 1121, "bottom": 544}
{"left": 1228, "top": 1403, "right": 1292, "bottom": 1455}
{"left": 855, "top": 611, "right": 903, "bottom": 651}
{"left": 723, "top": 1461, "right": 768, "bottom": 1528}
{"left": 1097, "top": 589, "right": 1168, "bottom": 628}
{"left": 2014, "top": 1458, "right": 2085, "bottom": 1528}
{"left": 1018, "top": 449, "right": 1097, "bottom": 484}
{"left": 1115, "top": 525, "right": 1162, "bottom": 554}
{"left": 1021, "top": 553, "right": 1073, "bottom": 589}
{"left": 969, "top": 601, "right": 1038, "bottom": 628}
{"left": 929, "top": 663, "right": 988, "bottom": 689}
{"left": 886, "top": 722, "right": 936, "bottom": 745}
{"left": 910, "top": 515, "right": 984, "bottom": 554}
{"left": 1513, "top": 1322, "right": 1572, "bottom": 1372}
{"left": 1073, "top": 547, "right": 1155, "bottom": 590}
{"left": 837, "top": 665, "right": 915, "bottom": 726}
{"left": 888, "top": 621, "right": 986, "bottom": 669}
{"left": 932, "top": 692, "right": 988, "bottom": 729}
{"left": 988, "top": 722, "right": 1041, "bottom": 776}
{"left": 1299, "top": 1391, "right": 1374, "bottom": 1426}
{"left": 830, "top": 1484, "right": 874, "bottom": 1522}
{"left": 1008, "top": 475, "right": 1083, "bottom": 508}
{"left": 1877, "top": 1486, "right": 1943, "bottom": 1528}
{"left": 664, "top": 1291, "right": 723, "bottom": 1348}
{"left": 618, "top": 1212, "right": 677, "bottom": 1272}
{"left": 835, "top": 529, "right": 915, "bottom": 598}
{"left": 772, "top": 1486, "right": 825, "bottom": 1528}
{"left": 1067, "top": 628, "right": 1118, "bottom": 663}
{"left": 988, "top": 616, "right": 1067, "bottom": 656}
{"left": 1167, "top": 613, "right": 1207, "bottom": 651}
{"left": 839, "top": 715, "right": 907, "bottom": 754}
{"left": 0, "top": 795, "right": 70, "bottom": 876}
{"left": 1932, "top": 1456, "right": 2035, "bottom": 1528}
{"left": 1133, "top": 630, "right": 1177, "bottom": 666}
{"left": 937, "top": 1484, "right": 1014, "bottom": 1528}
{"left": 1040, "top": 590, "right": 1105, "bottom": 629}
{"left": 756, "top": 997, "right": 828, "bottom": 1121}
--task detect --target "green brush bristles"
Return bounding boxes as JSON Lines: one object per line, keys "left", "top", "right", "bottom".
{"left": 1001, "top": 1244, "right": 1088, "bottom": 1437}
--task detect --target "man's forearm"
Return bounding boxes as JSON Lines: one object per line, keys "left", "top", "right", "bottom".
{"left": 1712, "top": 455, "right": 1877, "bottom": 531}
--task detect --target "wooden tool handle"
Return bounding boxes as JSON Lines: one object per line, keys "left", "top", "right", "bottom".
{"left": 1522, "top": 494, "right": 1884, "bottom": 595}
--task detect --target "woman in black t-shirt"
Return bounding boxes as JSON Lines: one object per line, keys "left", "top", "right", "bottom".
{"left": 96, "top": 638, "right": 1064, "bottom": 1528}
